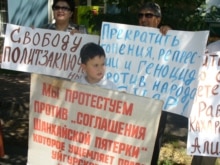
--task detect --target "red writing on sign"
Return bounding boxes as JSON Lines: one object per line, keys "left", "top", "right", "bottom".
{"left": 33, "top": 133, "right": 65, "bottom": 150}
{"left": 65, "top": 89, "right": 133, "bottom": 116}
{"left": 76, "top": 112, "right": 146, "bottom": 140}
{"left": 203, "top": 54, "right": 220, "bottom": 67}
{"left": 118, "top": 158, "right": 142, "bottom": 165}
{"left": 52, "top": 150, "right": 98, "bottom": 165}
{"left": 189, "top": 117, "right": 220, "bottom": 133}
{"left": 190, "top": 137, "right": 220, "bottom": 156}
{"left": 198, "top": 101, "right": 220, "bottom": 118}
{"left": 2, "top": 27, "right": 83, "bottom": 72}
{"left": 95, "top": 136, "right": 140, "bottom": 158}
{"left": 68, "top": 144, "right": 114, "bottom": 164}
{"left": 34, "top": 118, "right": 91, "bottom": 145}
{"left": 42, "top": 82, "right": 60, "bottom": 99}
{"left": 9, "top": 27, "right": 81, "bottom": 51}
{"left": 34, "top": 100, "right": 68, "bottom": 120}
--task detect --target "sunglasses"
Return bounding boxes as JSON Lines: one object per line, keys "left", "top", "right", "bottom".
{"left": 138, "top": 13, "right": 158, "bottom": 18}
{"left": 52, "top": 6, "right": 71, "bottom": 11}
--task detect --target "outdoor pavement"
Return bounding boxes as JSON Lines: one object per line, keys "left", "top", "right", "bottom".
{"left": 0, "top": 72, "right": 29, "bottom": 165}
{"left": 0, "top": 71, "right": 188, "bottom": 165}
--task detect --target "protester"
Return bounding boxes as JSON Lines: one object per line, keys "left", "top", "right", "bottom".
{"left": 138, "top": 2, "right": 172, "bottom": 164}
{"left": 138, "top": 2, "right": 171, "bottom": 35}
{"left": 190, "top": 39, "right": 220, "bottom": 165}
{"left": 42, "top": 0, "right": 87, "bottom": 34}
{"left": 75, "top": 42, "right": 117, "bottom": 90}
{"left": 207, "top": 39, "right": 220, "bottom": 53}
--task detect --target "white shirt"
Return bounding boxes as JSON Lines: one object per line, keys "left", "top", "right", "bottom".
{"left": 75, "top": 76, "right": 118, "bottom": 91}
{"left": 207, "top": 40, "right": 220, "bottom": 53}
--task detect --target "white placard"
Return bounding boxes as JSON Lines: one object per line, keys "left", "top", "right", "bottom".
{"left": 100, "top": 22, "right": 209, "bottom": 117}
{"left": 27, "top": 74, "right": 163, "bottom": 165}
{"left": 1, "top": 24, "right": 99, "bottom": 79}
{"left": 187, "top": 52, "right": 220, "bottom": 157}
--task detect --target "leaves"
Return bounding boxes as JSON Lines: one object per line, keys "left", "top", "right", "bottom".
{"left": 82, "top": 0, "right": 220, "bottom": 34}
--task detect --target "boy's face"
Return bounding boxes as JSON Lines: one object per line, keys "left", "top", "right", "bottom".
{"left": 81, "top": 56, "right": 106, "bottom": 84}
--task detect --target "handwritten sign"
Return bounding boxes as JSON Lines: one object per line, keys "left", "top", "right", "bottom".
{"left": 187, "top": 52, "right": 220, "bottom": 157}
{"left": 27, "top": 74, "right": 163, "bottom": 165}
{"left": 1, "top": 24, "right": 99, "bottom": 79}
{"left": 100, "top": 22, "right": 209, "bottom": 117}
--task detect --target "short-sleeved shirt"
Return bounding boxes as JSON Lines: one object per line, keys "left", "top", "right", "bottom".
{"left": 75, "top": 76, "right": 118, "bottom": 91}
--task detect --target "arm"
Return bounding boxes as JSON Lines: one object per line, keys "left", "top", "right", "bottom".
{"left": 159, "top": 25, "right": 172, "bottom": 35}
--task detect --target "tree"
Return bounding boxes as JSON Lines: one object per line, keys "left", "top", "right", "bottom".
{"left": 83, "top": 0, "right": 220, "bottom": 35}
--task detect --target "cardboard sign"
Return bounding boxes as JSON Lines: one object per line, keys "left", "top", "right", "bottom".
{"left": 187, "top": 52, "right": 220, "bottom": 157}
{"left": 1, "top": 24, "right": 99, "bottom": 79}
{"left": 27, "top": 74, "right": 163, "bottom": 165}
{"left": 2, "top": 22, "right": 210, "bottom": 117}
{"left": 100, "top": 22, "right": 209, "bottom": 117}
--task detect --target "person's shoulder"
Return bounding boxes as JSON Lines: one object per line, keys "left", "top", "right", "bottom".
{"left": 68, "top": 22, "right": 79, "bottom": 29}
{"left": 69, "top": 22, "right": 87, "bottom": 33}
{"left": 208, "top": 40, "right": 220, "bottom": 46}
{"left": 207, "top": 40, "right": 220, "bottom": 52}
{"left": 102, "top": 78, "right": 117, "bottom": 90}
{"left": 74, "top": 76, "right": 87, "bottom": 84}
{"left": 40, "top": 23, "right": 55, "bottom": 29}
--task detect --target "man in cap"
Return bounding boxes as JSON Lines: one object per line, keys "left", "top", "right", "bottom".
{"left": 138, "top": 2, "right": 171, "bottom": 35}
{"left": 138, "top": 2, "right": 171, "bottom": 165}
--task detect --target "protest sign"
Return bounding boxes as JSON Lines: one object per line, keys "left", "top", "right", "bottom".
{"left": 1, "top": 24, "right": 99, "bottom": 79}
{"left": 100, "top": 22, "right": 209, "bottom": 117}
{"left": 27, "top": 74, "right": 163, "bottom": 165}
{"left": 187, "top": 52, "right": 220, "bottom": 157}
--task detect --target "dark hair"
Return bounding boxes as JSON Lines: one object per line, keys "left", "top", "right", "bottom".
{"left": 52, "top": 0, "right": 75, "bottom": 12}
{"left": 80, "top": 43, "right": 106, "bottom": 64}
{"left": 139, "top": 2, "right": 161, "bottom": 17}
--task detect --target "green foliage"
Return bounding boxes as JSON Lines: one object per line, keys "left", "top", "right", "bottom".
{"left": 83, "top": 12, "right": 137, "bottom": 35}
{"left": 158, "top": 160, "right": 174, "bottom": 165}
{"left": 83, "top": 0, "right": 220, "bottom": 34}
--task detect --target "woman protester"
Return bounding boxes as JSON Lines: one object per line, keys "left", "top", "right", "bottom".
{"left": 42, "top": 0, "right": 87, "bottom": 34}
